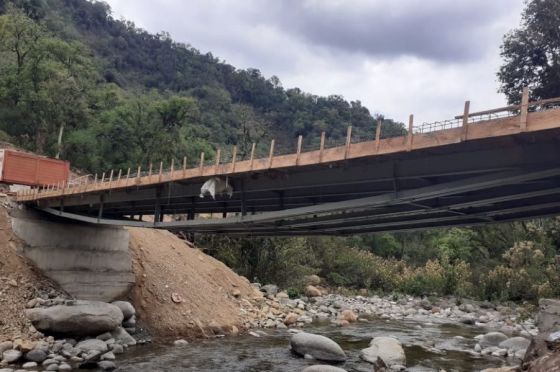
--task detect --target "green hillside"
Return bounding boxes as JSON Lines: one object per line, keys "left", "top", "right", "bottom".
{"left": 0, "top": 0, "right": 404, "bottom": 172}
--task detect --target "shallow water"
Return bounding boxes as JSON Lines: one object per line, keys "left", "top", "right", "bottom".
{"left": 117, "top": 319, "right": 509, "bottom": 371}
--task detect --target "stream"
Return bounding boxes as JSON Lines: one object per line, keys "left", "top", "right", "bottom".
{"left": 116, "top": 318, "right": 511, "bottom": 371}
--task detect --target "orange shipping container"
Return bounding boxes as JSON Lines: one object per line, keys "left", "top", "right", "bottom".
{"left": 0, "top": 150, "right": 70, "bottom": 187}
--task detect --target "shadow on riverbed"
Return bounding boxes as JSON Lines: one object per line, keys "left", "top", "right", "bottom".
{"left": 115, "top": 318, "right": 509, "bottom": 371}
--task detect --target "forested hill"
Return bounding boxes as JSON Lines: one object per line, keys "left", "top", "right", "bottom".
{"left": 0, "top": 0, "right": 404, "bottom": 173}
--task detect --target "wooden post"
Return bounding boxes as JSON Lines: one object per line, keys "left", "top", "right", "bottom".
{"left": 375, "top": 118, "right": 382, "bottom": 152}
{"left": 249, "top": 143, "right": 256, "bottom": 170}
{"left": 296, "top": 135, "right": 303, "bottom": 165}
{"left": 136, "top": 166, "right": 141, "bottom": 184}
{"left": 94, "top": 173, "right": 98, "bottom": 184}
{"left": 344, "top": 126, "right": 352, "bottom": 159}
{"left": 148, "top": 162, "right": 153, "bottom": 182}
{"left": 231, "top": 145, "right": 237, "bottom": 173}
{"left": 158, "top": 161, "right": 163, "bottom": 182}
{"left": 407, "top": 115, "right": 414, "bottom": 151}
{"left": 117, "top": 169, "right": 122, "bottom": 185}
{"left": 125, "top": 168, "right": 131, "bottom": 186}
{"left": 462, "top": 100, "right": 470, "bottom": 141}
{"left": 108, "top": 169, "right": 114, "bottom": 187}
{"left": 170, "top": 158, "right": 175, "bottom": 180}
{"left": 268, "top": 139, "right": 275, "bottom": 168}
{"left": 199, "top": 152, "right": 205, "bottom": 175}
{"left": 520, "top": 87, "right": 529, "bottom": 131}
{"left": 182, "top": 156, "right": 187, "bottom": 177}
{"left": 215, "top": 149, "right": 221, "bottom": 166}
{"left": 101, "top": 172, "right": 106, "bottom": 184}
{"left": 319, "top": 131, "right": 325, "bottom": 162}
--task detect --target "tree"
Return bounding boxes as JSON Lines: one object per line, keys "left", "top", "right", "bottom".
{"left": 0, "top": 6, "right": 96, "bottom": 156}
{"left": 498, "top": 0, "right": 560, "bottom": 103}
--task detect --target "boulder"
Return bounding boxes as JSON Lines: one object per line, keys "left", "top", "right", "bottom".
{"left": 26, "top": 300, "right": 123, "bottom": 337}
{"left": 2, "top": 349, "right": 22, "bottom": 363}
{"left": 261, "top": 284, "right": 278, "bottom": 296}
{"left": 304, "top": 275, "right": 321, "bottom": 286}
{"left": 290, "top": 332, "right": 346, "bottom": 362}
{"left": 110, "top": 327, "right": 136, "bottom": 346}
{"left": 305, "top": 285, "right": 322, "bottom": 298}
{"left": 111, "top": 301, "right": 135, "bottom": 321}
{"left": 302, "top": 366, "right": 347, "bottom": 372}
{"left": 24, "top": 349, "right": 47, "bottom": 363}
{"left": 75, "top": 339, "right": 108, "bottom": 354}
{"left": 499, "top": 337, "right": 530, "bottom": 353}
{"left": 98, "top": 360, "right": 116, "bottom": 370}
{"left": 22, "top": 361, "right": 38, "bottom": 369}
{"left": 284, "top": 313, "right": 299, "bottom": 326}
{"left": 339, "top": 309, "right": 357, "bottom": 323}
{"left": 538, "top": 298, "right": 560, "bottom": 333}
{"left": 360, "top": 337, "right": 406, "bottom": 367}
{"left": 479, "top": 332, "right": 508, "bottom": 348}
{"left": 527, "top": 351, "right": 560, "bottom": 372}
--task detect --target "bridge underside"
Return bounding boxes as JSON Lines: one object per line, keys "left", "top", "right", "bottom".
{"left": 35, "top": 128, "right": 560, "bottom": 235}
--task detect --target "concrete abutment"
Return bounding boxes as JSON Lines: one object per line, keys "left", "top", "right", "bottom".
{"left": 10, "top": 206, "right": 134, "bottom": 302}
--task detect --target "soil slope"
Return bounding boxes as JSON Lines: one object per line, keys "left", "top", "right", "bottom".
{"left": 0, "top": 199, "right": 62, "bottom": 342}
{"left": 127, "top": 227, "right": 263, "bottom": 339}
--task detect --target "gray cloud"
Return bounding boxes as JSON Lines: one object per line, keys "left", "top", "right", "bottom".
{"left": 249, "top": 0, "right": 516, "bottom": 62}
{"left": 105, "top": 0, "right": 524, "bottom": 123}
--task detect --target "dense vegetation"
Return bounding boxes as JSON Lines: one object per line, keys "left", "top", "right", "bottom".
{"left": 0, "top": 0, "right": 404, "bottom": 172}
{"left": 1, "top": 0, "right": 559, "bottom": 303}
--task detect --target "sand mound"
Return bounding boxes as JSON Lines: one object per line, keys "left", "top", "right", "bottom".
{"left": 0, "top": 199, "right": 63, "bottom": 342}
{"left": 127, "top": 227, "right": 263, "bottom": 339}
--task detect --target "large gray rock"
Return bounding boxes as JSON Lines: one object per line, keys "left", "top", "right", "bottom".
{"left": 111, "top": 301, "right": 135, "bottom": 321}
{"left": 261, "top": 284, "right": 278, "bottom": 296}
{"left": 290, "top": 332, "right": 346, "bottom": 362}
{"left": 479, "top": 332, "right": 508, "bottom": 348}
{"left": 538, "top": 298, "right": 560, "bottom": 333}
{"left": 75, "top": 339, "right": 108, "bottom": 354}
{"left": 499, "top": 337, "right": 531, "bottom": 353}
{"left": 302, "top": 366, "right": 347, "bottom": 372}
{"left": 2, "top": 349, "right": 22, "bottom": 363}
{"left": 26, "top": 300, "right": 123, "bottom": 337}
{"left": 24, "top": 349, "right": 47, "bottom": 363}
{"left": 360, "top": 337, "right": 406, "bottom": 367}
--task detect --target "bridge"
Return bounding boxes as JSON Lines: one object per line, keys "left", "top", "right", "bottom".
{"left": 15, "top": 89, "right": 560, "bottom": 236}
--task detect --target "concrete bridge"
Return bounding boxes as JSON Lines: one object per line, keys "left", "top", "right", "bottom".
{"left": 15, "top": 88, "right": 560, "bottom": 236}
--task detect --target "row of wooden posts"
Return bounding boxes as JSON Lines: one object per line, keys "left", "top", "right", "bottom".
{"left": 18, "top": 87, "right": 533, "bottom": 200}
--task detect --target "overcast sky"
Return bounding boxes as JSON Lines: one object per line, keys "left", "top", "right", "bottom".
{"left": 104, "top": 0, "right": 525, "bottom": 125}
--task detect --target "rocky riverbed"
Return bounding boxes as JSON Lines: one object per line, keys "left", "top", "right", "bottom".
{"left": 1, "top": 279, "right": 558, "bottom": 371}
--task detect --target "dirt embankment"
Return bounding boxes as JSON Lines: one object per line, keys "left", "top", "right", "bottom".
{"left": 127, "top": 227, "right": 264, "bottom": 339}
{"left": 0, "top": 194, "right": 264, "bottom": 341}
{"left": 0, "top": 200, "right": 63, "bottom": 342}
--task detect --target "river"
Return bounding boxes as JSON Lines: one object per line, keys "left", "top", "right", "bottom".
{"left": 116, "top": 317, "right": 510, "bottom": 371}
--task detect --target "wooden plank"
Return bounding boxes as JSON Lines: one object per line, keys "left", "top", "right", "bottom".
{"left": 344, "top": 126, "right": 352, "bottom": 159}
{"left": 231, "top": 146, "right": 237, "bottom": 173}
{"left": 199, "top": 152, "right": 205, "bottom": 175}
{"left": 296, "top": 135, "right": 303, "bottom": 165}
{"left": 462, "top": 100, "right": 470, "bottom": 141}
{"left": 158, "top": 161, "right": 163, "bottom": 182}
{"left": 250, "top": 143, "right": 256, "bottom": 170}
{"left": 182, "top": 156, "right": 187, "bottom": 177}
{"left": 407, "top": 115, "right": 414, "bottom": 151}
{"left": 319, "top": 132, "right": 325, "bottom": 162}
{"left": 170, "top": 158, "right": 175, "bottom": 180}
{"left": 268, "top": 139, "right": 275, "bottom": 168}
{"left": 375, "top": 119, "right": 382, "bottom": 152}
{"left": 520, "top": 87, "right": 529, "bottom": 131}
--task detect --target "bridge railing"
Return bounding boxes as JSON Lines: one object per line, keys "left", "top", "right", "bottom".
{"left": 15, "top": 89, "right": 560, "bottom": 202}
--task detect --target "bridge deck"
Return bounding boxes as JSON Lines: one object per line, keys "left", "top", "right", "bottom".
{"left": 16, "top": 93, "right": 560, "bottom": 235}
